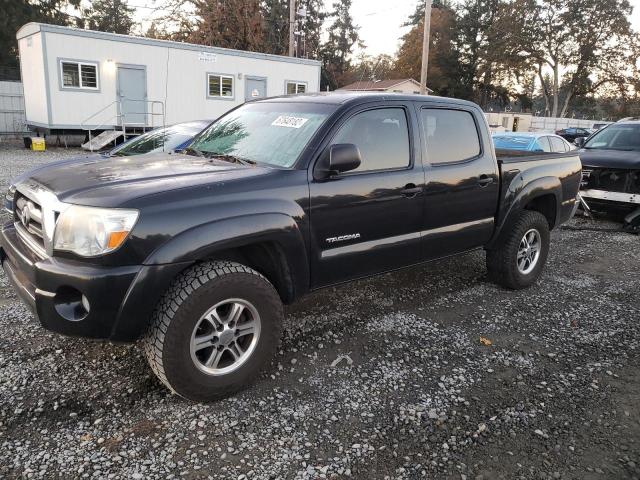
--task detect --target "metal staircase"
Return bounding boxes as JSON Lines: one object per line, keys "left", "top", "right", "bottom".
{"left": 80, "top": 99, "right": 165, "bottom": 151}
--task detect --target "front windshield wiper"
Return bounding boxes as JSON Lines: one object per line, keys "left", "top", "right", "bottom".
{"left": 204, "top": 152, "right": 256, "bottom": 166}
{"left": 183, "top": 146, "right": 204, "bottom": 157}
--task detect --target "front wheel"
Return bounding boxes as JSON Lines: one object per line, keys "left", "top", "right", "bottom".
{"left": 486, "top": 210, "right": 550, "bottom": 289}
{"left": 142, "top": 261, "right": 283, "bottom": 402}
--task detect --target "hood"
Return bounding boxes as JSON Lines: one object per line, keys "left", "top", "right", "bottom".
{"left": 579, "top": 148, "right": 640, "bottom": 170}
{"left": 22, "top": 152, "right": 268, "bottom": 207}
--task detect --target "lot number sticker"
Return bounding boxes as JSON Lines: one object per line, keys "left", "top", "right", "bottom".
{"left": 272, "top": 115, "right": 309, "bottom": 129}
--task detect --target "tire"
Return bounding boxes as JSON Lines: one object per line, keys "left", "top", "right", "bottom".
{"left": 142, "top": 261, "right": 283, "bottom": 402}
{"left": 486, "top": 210, "right": 550, "bottom": 290}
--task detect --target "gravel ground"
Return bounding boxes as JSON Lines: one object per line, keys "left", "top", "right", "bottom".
{"left": 0, "top": 142, "right": 639, "bottom": 480}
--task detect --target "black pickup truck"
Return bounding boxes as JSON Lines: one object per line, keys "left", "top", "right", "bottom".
{"left": 0, "top": 93, "right": 581, "bottom": 401}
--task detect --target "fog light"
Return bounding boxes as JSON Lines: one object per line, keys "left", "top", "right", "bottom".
{"left": 54, "top": 286, "right": 89, "bottom": 321}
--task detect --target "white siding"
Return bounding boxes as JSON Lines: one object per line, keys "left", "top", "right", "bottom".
{"left": 385, "top": 80, "right": 421, "bottom": 94}
{"left": 22, "top": 25, "right": 321, "bottom": 129}
{"left": 18, "top": 32, "right": 48, "bottom": 126}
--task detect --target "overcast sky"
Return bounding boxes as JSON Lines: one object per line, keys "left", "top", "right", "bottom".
{"left": 131, "top": 0, "right": 640, "bottom": 58}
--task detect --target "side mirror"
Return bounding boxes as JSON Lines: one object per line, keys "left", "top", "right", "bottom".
{"left": 574, "top": 137, "right": 585, "bottom": 147}
{"left": 315, "top": 144, "right": 361, "bottom": 179}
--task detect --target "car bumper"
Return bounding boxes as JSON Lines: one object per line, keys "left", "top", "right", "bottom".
{"left": 580, "top": 189, "right": 640, "bottom": 206}
{"left": 0, "top": 222, "right": 190, "bottom": 341}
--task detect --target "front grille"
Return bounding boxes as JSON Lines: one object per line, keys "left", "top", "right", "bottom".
{"left": 14, "top": 193, "right": 46, "bottom": 251}
{"left": 581, "top": 168, "right": 640, "bottom": 194}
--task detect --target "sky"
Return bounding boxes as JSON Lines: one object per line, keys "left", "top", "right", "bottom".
{"left": 130, "top": 0, "right": 640, "bottom": 58}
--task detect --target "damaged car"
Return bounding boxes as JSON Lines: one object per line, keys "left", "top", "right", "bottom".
{"left": 577, "top": 118, "right": 640, "bottom": 233}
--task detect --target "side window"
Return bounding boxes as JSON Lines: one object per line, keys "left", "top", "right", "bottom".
{"left": 421, "top": 108, "right": 480, "bottom": 164}
{"left": 286, "top": 81, "right": 307, "bottom": 94}
{"left": 549, "top": 136, "right": 567, "bottom": 152}
{"left": 60, "top": 60, "right": 99, "bottom": 90}
{"left": 208, "top": 73, "right": 234, "bottom": 98}
{"left": 330, "top": 108, "right": 410, "bottom": 172}
{"left": 537, "top": 136, "right": 552, "bottom": 152}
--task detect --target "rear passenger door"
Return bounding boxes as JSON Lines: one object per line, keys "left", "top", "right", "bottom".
{"left": 309, "top": 104, "right": 424, "bottom": 287}
{"left": 417, "top": 105, "right": 500, "bottom": 260}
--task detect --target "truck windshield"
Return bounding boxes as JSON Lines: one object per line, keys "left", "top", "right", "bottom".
{"left": 188, "top": 103, "right": 335, "bottom": 167}
{"left": 584, "top": 124, "right": 640, "bottom": 151}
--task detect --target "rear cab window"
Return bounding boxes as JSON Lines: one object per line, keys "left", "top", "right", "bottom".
{"left": 420, "top": 108, "right": 481, "bottom": 164}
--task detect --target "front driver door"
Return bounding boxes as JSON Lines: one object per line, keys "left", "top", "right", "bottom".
{"left": 309, "top": 104, "right": 424, "bottom": 287}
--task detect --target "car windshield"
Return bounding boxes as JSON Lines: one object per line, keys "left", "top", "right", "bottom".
{"left": 584, "top": 124, "right": 640, "bottom": 151}
{"left": 493, "top": 136, "right": 534, "bottom": 150}
{"left": 111, "top": 123, "right": 204, "bottom": 157}
{"left": 188, "top": 102, "right": 335, "bottom": 167}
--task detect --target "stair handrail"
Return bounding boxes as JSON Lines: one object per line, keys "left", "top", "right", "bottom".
{"left": 82, "top": 99, "right": 166, "bottom": 152}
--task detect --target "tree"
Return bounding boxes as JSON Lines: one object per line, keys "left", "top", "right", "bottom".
{"left": 262, "top": 0, "right": 289, "bottom": 55}
{"left": 0, "top": 0, "right": 80, "bottom": 69}
{"left": 81, "top": 0, "right": 135, "bottom": 34}
{"left": 502, "top": 0, "right": 638, "bottom": 117}
{"left": 342, "top": 53, "right": 399, "bottom": 86}
{"left": 320, "top": 0, "right": 361, "bottom": 90}
{"left": 298, "top": 0, "right": 326, "bottom": 59}
{"left": 395, "top": 4, "right": 462, "bottom": 96}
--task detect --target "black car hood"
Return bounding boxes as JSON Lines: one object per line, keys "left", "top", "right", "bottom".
{"left": 24, "top": 152, "right": 267, "bottom": 207}
{"left": 579, "top": 148, "right": 640, "bottom": 170}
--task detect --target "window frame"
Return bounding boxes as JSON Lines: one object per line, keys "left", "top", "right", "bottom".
{"left": 419, "top": 106, "right": 484, "bottom": 167}
{"left": 58, "top": 58, "right": 100, "bottom": 92}
{"left": 206, "top": 72, "right": 235, "bottom": 100}
{"left": 285, "top": 80, "right": 308, "bottom": 95}
{"left": 321, "top": 105, "right": 415, "bottom": 177}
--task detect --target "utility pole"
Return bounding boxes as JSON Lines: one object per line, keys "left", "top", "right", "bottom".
{"left": 419, "top": 0, "right": 432, "bottom": 95}
{"left": 289, "top": 0, "right": 296, "bottom": 57}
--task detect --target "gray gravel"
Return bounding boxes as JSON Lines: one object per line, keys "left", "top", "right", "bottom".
{"left": 0, "top": 142, "right": 639, "bottom": 479}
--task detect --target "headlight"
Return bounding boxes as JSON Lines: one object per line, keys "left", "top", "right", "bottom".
{"left": 5, "top": 185, "right": 16, "bottom": 213}
{"left": 53, "top": 205, "right": 139, "bottom": 257}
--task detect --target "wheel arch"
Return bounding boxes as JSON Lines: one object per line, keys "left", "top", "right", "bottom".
{"left": 489, "top": 176, "right": 561, "bottom": 249}
{"left": 143, "top": 213, "right": 309, "bottom": 304}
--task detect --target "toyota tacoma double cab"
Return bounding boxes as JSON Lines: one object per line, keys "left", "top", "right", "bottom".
{"left": 0, "top": 93, "right": 581, "bottom": 401}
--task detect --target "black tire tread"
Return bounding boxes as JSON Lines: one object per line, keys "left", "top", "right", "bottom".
{"left": 486, "top": 210, "right": 550, "bottom": 290}
{"left": 142, "top": 261, "right": 282, "bottom": 400}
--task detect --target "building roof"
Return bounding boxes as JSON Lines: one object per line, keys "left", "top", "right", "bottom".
{"left": 339, "top": 78, "right": 432, "bottom": 93}
{"left": 16, "top": 23, "right": 321, "bottom": 67}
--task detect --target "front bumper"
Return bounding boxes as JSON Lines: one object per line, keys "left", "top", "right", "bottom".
{"left": 580, "top": 189, "right": 640, "bottom": 207}
{"left": 0, "top": 222, "right": 190, "bottom": 341}
{"left": 0, "top": 222, "right": 141, "bottom": 339}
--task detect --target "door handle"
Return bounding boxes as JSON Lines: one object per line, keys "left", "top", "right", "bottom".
{"left": 477, "top": 175, "right": 494, "bottom": 187}
{"left": 401, "top": 183, "right": 422, "bottom": 197}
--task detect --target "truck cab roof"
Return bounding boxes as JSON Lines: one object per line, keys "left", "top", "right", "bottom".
{"left": 258, "top": 92, "right": 480, "bottom": 109}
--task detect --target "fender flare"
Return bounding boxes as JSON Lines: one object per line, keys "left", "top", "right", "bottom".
{"left": 144, "top": 212, "right": 310, "bottom": 297}
{"left": 488, "top": 176, "right": 561, "bottom": 248}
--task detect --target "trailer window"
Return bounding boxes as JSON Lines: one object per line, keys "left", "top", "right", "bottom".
{"left": 60, "top": 61, "right": 98, "bottom": 90}
{"left": 208, "top": 74, "right": 234, "bottom": 98}
{"left": 286, "top": 81, "right": 307, "bottom": 94}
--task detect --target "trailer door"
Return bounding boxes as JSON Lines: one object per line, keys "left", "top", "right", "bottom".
{"left": 117, "top": 65, "right": 147, "bottom": 126}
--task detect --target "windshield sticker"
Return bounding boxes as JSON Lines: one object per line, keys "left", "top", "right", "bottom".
{"left": 271, "top": 115, "right": 309, "bottom": 129}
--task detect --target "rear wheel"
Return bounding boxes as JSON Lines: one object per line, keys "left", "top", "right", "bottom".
{"left": 143, "top": 261, "right": 282, "bottom": 402}
{"left": 486, "top": 210, "right": 550, "bottom": 289}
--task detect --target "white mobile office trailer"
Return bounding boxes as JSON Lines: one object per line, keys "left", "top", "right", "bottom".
{"left": 17, "top": 23, "right": 321, "bottom": 142}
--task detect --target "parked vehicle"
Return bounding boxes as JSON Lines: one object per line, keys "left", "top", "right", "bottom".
{"left": 556, "top": 127, "right": 593, "bottom": 143}
{"left": 0, "top": 93, "right": 582, "bottom": 401}
{"left": 4, "top": 121, "right": 210, "bottom": 212}
{"left": 576, "top": 119, "right": 640, "bottom": 232}
{"left": 492, "top": 132, "right": 574, "bottom": 153}
{"left": 592, "top": 122, "right": 613, "bottom": 131}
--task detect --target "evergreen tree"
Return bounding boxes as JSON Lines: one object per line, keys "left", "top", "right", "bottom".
{"left": 262, "top": 0, "right": 289, "bottom": 55}
{"left": 81, "top": 0, "right": 135, "bottom": 35}
{"left": 0, "top": 0, "right": 80, "bottom": 69}
{"left": 320, "top": 0, "right": 361, "bottom": 90}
